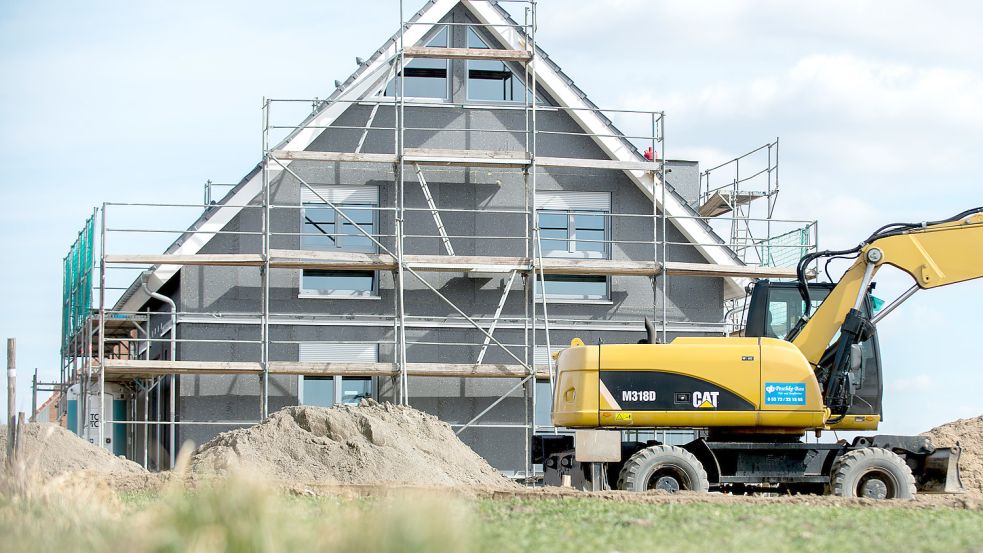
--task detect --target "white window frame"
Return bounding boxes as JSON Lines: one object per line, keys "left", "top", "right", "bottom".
{"left": 298, "top": 342, "right": 378, "bottom": 406}
{"left": 300, "top": 185, "right": 381, "bottom": 299}
{"left": 534, "top": 274, "right": 611, "bottom": 304}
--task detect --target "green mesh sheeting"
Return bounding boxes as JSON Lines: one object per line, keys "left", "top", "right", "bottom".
{"left": 757, "top": 226, "right": 809, "bottom": 267}
{"left": 62, "top": 216, "right": 95, "bottom": 352}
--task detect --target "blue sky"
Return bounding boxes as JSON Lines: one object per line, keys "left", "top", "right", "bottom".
{"left": 0, "top": 1, "right": 980, "bottom": 434}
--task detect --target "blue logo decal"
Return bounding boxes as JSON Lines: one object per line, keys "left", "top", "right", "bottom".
{"left": 764, "top": 382, "right": 806, "bottom": 405}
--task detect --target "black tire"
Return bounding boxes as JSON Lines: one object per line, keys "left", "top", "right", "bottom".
{"left": 829, "top": 448, "right": 916, "bottom": 500}
{"left": 617, "top": 445, "right": 710, "bottom": 493}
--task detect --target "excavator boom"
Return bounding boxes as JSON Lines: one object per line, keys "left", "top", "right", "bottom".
{"left": 792, "top": 211, "right": 983, "bottom": 366}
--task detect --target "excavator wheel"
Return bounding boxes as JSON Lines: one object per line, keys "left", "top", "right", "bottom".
{"left": 828, "top": 448, "right": 917, "bottom": 500}
{"left": 617, "top": 445, "right": 710, "bottom": 493}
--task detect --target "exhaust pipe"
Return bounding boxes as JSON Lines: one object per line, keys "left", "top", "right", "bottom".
{"left": 643, "top": 317, "right": 659, "bottom": 345}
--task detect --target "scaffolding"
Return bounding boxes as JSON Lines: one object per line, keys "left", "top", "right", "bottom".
{"left": 58, "top": 0, "right": 818, "bottom": 478}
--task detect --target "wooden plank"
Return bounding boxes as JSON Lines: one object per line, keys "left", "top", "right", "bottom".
{"left": 105, "top": 254, "right": 264, "bottom": 267}
{"left": 537, "top": 258, "right": 663, "bottom": 276}
{"left": 404, "top": 46, "right": 532, "bottom": 62}
{"left": 404, "top": 148, "right": 531, "bottom": 168}
{"left": 269, "top": 249, "right": 397, "bottom": 270}
{"left": 100, "top": 359, "right": 262, "bottom": 377}
{"left": 536, "top": 156, "right": 662, "bottom": 172}
{"left": 270, "top": 150, "right": 397, "bottom": 164}
{"left": 664, "top": 261, "right": 798, "bottom": 279}
{"left": 269, "top": 361, "right": 546, "bottom": 379}
{"left": 406, "top": 254, "right": 530, "bottom": 273}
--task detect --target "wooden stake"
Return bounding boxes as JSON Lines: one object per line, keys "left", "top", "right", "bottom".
{"left": 6, "top": 338, "right": 14, "bottom": 468}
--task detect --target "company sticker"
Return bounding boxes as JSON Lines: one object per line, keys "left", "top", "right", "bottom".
{"left": 764, "top": 382, "right": 807, "bottom": 405}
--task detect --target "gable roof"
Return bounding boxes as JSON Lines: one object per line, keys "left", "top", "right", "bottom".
{"left": 117, "top": 0, "right": 745, "bottom": 313}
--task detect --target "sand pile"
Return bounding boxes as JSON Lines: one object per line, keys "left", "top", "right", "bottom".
{"left": 0, "top": 423, "right": 145, "bottom": 478}
{"left": 190, "top": 401, "right": 517, "bottom": 489}
{"left": 922, "top": 415, "right": 983, "bottom": 493}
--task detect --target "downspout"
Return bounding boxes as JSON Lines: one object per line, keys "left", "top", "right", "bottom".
{"left": 141, "top": 273, "right": 177, "bottom": 470}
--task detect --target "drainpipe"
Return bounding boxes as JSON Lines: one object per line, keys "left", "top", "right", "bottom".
{"left": 141, "top": 273, "right": 177, "bottom": 470}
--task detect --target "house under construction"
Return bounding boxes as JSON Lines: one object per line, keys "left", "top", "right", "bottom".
{"left": 57, "top": 0, "right": 817, "bottom": 477}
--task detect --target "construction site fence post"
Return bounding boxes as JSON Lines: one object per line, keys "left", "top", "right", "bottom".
{"left": 6, "top": 338, "right": 16, "bottom": 466}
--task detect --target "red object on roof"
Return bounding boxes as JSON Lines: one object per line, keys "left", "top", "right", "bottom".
{"left": 644, "top": 147, "right": 657, "bottom": 161}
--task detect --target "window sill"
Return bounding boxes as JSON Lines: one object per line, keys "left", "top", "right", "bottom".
{"left": 534, "top": 298, "right": 613, "bottom": 305}
{"left": 298, "top": 293, "right": 382, "bottom": 301}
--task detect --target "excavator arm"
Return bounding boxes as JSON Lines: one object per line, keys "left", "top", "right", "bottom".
{"left": 790, "top": 209, "right": 983, "bottom": 421}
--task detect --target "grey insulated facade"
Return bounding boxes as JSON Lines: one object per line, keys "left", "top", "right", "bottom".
{"left": 121, "top": 1, "right": 738, "bottom": 473}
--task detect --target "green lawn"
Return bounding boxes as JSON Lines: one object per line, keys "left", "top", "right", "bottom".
{"left": 3, "top": 477, "right": 981, "bottom": 553}
{"left": 479, "top": 498, "right": 983, "bottom": 553}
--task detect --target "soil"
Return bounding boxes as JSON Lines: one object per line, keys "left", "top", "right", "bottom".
{"left": 189, "top": 401, "right": 518, "bottom": 490}
{"left": 0, "top": 423, "right": 145, "bottom": 478}
{"left": 921, "top": 414, "right": 983, "bottom": 493}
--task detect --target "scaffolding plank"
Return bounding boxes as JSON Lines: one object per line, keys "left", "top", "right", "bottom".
{"left": 537, "top": 258, "right": 663, "bottom": 276}
{"left": 403, "top": 46, "right": 532, "bottom": 62}
{"left": 536, "top": 156, "right": 662, "bottom": 172}
{"left": 270, "top": 150, "right": 397, "bottom": 164}
{"left": 698, "top": 190, "right": 770, "bottom": 218}
{"left": 100, "top": 359, "right": 262, "bottom": 377}
{"left": 664, "top": 261, "right": 798, "bottom": 279}
{"left": 269, "top": 249, "right": 397, "bottom": 270}
{"left": 404, "top": 148, "right": 531, "bottom": 168}
{"left": 270, "top": 362, "right": 547, "bottom": 378}
{"left": 406, "top": 254, "right": 530, "bottom": 273}
{"left": 105, "top": 254, "right": 264, "bottom": 267}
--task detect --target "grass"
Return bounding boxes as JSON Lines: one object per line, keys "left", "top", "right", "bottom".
{"left": 1, "top": 475, "right": 981, "bottom": 553}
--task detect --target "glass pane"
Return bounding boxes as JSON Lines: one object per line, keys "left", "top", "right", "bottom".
{"left": 467, "top": 27, "right": 487, "bottom": 49}
{"left": 384, "top": 26, "right": 448, "bottom": 99}
{"left": 535, "top": 381, "right": 553, "bottom": 428}
{"left": 575, "top": 213, "right": 606, "bottom": 256}
{"left": 538, "top": 212, "right": 569, "bottom": 255}
{"left": 340, "top": 206, "right": 375, "bottom": 252}
{"left": 342, "top": 378, "right": 372, "bottom": 405}
{"left": 302, "top": 271, "right": 375, "bottom": 296}
{"left": 537, "top": 275, "right": 608, "bottom": 300}
{"left": 303, "top": 377, "right": 335, "bottom": 408}
{"left": 302, "top": 205, "right": 337, "bottom": 250}
{"left": 538, "top": 212, "right": 567, "bottom": 230}
{"left": 575, "top": 213, "right": 605, "bottom": 231}
{"left": 467, "top": 28, "right": 527, "bottom": 102}
{"left": 428, "top": 26, "right": 448, "bottom": 48}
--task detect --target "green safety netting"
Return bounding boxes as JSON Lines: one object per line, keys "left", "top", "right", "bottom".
{"left": 61, "top": 216, "right": 95, "bottom": 352}
{"left": 756, "top": 226, "right": 810, "bottom": 268}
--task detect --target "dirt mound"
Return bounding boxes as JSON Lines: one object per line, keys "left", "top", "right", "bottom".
{"left": 0, "top": 423, "right": 145, "bottom": 478}
{"left": 922, "top": 415, "right": 983, "bottom": 493}
{"left": 190, "top": 401, "right": 517, "bottom": 490}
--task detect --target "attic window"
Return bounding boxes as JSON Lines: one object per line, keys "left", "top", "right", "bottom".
{"left": 384, "top": 26, "right": 449, "bottom": 99}
{"left": 466, "top": 28, "right": 529, "bottom": 102}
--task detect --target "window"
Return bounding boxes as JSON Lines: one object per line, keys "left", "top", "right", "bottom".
{"left": 535, "top": 274, "right": 609, "bottom": 301}
{"left": 299, "top": 343, "right": 377, "bottom": 407}
{"left": 538, "top": 211, "right": 607, "bottom": 258}
{"left": 301, "top": 186, "right": 379, "bottom": 297}
{"left": 384, "top": 26, "right": 449, "bottom": 99}
{"left": 466, "top": 28, "right": 530, "bottom": 102}
{"left": 535, "top": 191, "right": 611, "bottom": 301}
{"left": 301, "top": 270, "right": 376, "bottom": 297}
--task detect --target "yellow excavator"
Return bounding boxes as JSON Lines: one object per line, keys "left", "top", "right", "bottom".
{"left": 538, "top": 207, "right": 982, "bottom": 498}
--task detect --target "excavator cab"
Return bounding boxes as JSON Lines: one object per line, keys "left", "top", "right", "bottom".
{"left": 744, "top": 280, "right": 883, "bottom": 429}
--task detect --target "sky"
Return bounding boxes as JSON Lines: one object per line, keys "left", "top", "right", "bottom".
{"left": 0, "top": 0, "right": 980, "bottom": 435}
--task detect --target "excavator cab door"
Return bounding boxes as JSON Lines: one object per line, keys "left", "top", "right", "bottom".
{"left": 744, "top": 280, "right": 884, "bottom": 424}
